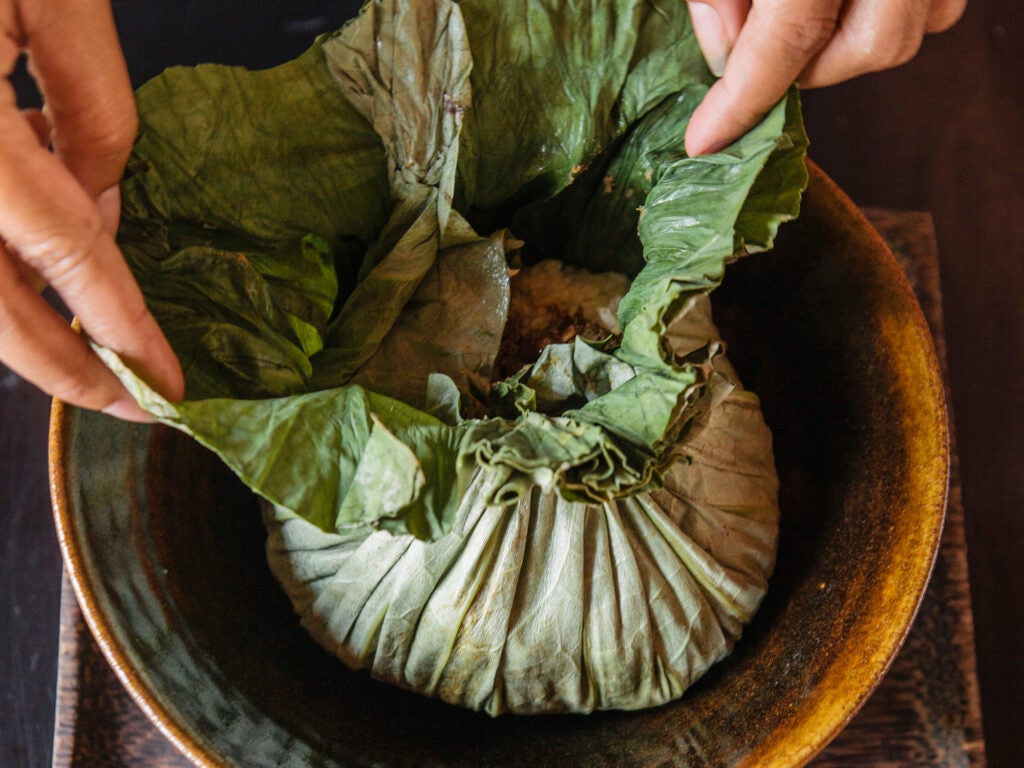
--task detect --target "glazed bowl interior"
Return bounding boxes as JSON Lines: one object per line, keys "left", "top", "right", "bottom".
{"left": 49, "top": 163, "right": 948, "bottom": 768}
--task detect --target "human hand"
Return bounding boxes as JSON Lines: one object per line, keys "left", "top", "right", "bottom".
{"left": 684, "top": 0, "right": 967, "bottom": 155}
{"left": 1, "top": 0, "right": 183, "bottom": 420}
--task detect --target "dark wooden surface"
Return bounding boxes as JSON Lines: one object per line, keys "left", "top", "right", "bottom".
{"left": 2, "top": 1, "right": 1021, "bottom": 766}
{"left": 43, "top": 211, "right": 985, "bottom": 768}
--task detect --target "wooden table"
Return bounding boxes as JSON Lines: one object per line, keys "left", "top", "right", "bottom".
{"left": 2, "top": 1, "right": 1021, "bottom": 766}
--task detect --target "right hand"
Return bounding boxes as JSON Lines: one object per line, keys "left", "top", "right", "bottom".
{"left": 684, "top": 0, "right": 967, "bottom": 156}
{"left": 0, "top": 0, "right": 183, "bottom": 421}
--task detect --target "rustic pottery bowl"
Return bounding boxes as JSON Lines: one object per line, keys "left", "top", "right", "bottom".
{"left": 50, "top": 162, "right": 948, "bottom": 768}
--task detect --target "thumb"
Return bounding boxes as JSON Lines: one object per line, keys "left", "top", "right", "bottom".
{"left": 685, "top": 0, "right": 841, "bottom": 156}
{"left": 687, "top": 0, "right": 750, "bottom": 76}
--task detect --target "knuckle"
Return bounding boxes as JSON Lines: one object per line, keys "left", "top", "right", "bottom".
{"left": 95, "top": 111, "right": 138, "bottom": 157}
{"left": 101, "top": 96, "right": 139, "bottom": 148}
{"left": 49, "top": 371, "right": 100, "bottom": 407}
{"left": 770, "top": 10, "right": 838, "bottom": 56}
{"left": 48, "top": 365, "right": 119, "bottom": 412}
{"left": 61, "top": 104, "right": 138, "bottom": 162}
{"left": 856, "top": 23, "right": 922, "bottom": 69}
{"left": 111, "top": 294, "right": 155, "bottom": 340}
{"left": 20, "top": 213, "right": 106, "bottom": 284}
{"left": 927, "top": 0, "right": 967, "bottom": 33}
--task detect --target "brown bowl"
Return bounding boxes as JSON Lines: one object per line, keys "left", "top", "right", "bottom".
{"left": 49, "top": 162, "right": 948, "bottom": 768}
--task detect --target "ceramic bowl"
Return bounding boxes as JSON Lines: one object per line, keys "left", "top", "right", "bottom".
{"left": 49, "top": 162, "right": 948, "bottom": 768}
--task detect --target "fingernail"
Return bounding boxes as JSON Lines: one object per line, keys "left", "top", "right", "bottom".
{"left": 96, "top": 185, "right": 122, "bottom": 236}
{"left": 103, "top": 397, "right": 154, "bottom": 423}
{"left": 688, "top": 2, "right": 731, "bottom": 77}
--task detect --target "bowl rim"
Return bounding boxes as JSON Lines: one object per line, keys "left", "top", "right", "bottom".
{"left": 48, "top": 403, "right": 224, "bottom": 768}
{"left": 48, "top": 159, "right": 949, "bottom": 768}
{"left": 737, "top": 159, "right": 950, "bottom": 767}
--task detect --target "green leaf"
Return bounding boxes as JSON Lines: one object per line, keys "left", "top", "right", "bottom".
{"left": 112, "top": 0, "right": 807, "bottom": 541}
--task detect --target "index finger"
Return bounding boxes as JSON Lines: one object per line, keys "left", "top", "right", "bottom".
{"left": 685, "top": 0, "right": 841, "bottom": 156}
{"left": 18, "top": 0, "right": 137, "bottom": 197}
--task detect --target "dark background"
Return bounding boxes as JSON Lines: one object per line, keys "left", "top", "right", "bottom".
{"left": 2, "top": 1, "right": 1020, "bottom": 765}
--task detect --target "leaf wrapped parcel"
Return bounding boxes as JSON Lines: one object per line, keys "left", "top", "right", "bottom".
{"left": 103, "top": 0, "right": 808, "bottom": 714}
